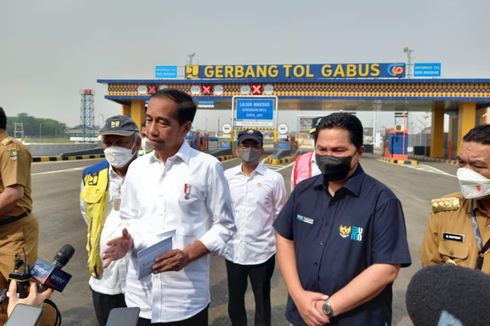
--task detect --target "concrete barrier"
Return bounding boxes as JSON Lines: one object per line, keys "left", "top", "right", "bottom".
{"left": 27, "top": 143, "right": 100, "bottom": 157}
{"left": 378, "top": 156, "right": 418, "bottom": 165}
{"left": 32, "top": 154, "right": 105, "bottom": 162}
{"left": 408, "top": 154, "right": 458, "bottom": 166}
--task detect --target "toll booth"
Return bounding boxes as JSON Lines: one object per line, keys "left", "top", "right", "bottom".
{"left": 385, "top": 125, "right": 409, "bottom": 160}
{"left": 186, "top": 131, "right": 209, "bottom": 151}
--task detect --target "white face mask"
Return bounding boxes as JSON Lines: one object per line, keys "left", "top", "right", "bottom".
{"left": 457, "top": 168, "right": 490, "bottom": 199}
{"left": 104, "top": 145, "right": 135, "bottom": 168}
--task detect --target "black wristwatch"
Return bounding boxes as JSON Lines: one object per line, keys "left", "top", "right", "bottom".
{"left": 322, "top": 299, "right": 334, "bottom": 318}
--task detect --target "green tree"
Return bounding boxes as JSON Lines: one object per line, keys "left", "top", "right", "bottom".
{"left": 6, "top": 113, "right": 67, "bottom": 138}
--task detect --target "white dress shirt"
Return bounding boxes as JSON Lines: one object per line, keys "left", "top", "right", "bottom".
{"left": 224, "top": 163, "right": 287, "bottom": 265}
{"left": 80, "top": 164, "right": 128, "bottom": 295}
{"left": 119, "top": 140, "right": 236, "bottom": 322}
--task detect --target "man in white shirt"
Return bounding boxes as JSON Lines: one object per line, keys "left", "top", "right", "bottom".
{"left": 102, "top": 89, "right": 236, "bottom": 326}
{"left": 225, "top": 130, "right": 287, "bottom": 326}
{"left": 80, "top": 115, "right": 141, "bottom": 325}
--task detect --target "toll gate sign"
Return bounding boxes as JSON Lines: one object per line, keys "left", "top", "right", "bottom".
{"left": 233, "top": 97, "right": 276, "bottom": 127}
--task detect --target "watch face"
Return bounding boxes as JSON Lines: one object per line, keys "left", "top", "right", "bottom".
{"left": 322, "top": 300, "right": 332, "bottom": 316}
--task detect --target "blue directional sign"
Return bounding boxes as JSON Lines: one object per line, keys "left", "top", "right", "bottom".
{"left": 155, "top": 65, "right": 178, "bottom": 78}
{"left": 234, "top": 97, "right": 276, "bottom": 127}
{"left": 236, "top": 98, "right": 274, "bottom": 120}
{"left": 414, "top": 63, "right": 441, "bottom": 77}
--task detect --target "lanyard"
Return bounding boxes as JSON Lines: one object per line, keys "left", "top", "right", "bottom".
{"left": 470, "top": 209, "right": 490, "bottom": 270}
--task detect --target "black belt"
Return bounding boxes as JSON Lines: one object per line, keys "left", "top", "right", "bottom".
{"left": 0, "top": 211, "right": 30, "bottom": 226}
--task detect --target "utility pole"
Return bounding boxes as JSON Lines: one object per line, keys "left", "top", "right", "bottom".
{"left": 403, "top": 47, "right": 414, "bottom": 78}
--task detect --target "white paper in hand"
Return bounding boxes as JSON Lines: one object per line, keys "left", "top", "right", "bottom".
{"left": 136, "top": 230, "right": 175, "bottom": 280}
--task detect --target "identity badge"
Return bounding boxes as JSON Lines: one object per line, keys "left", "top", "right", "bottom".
{"left": 296, "top": 214, "right": 314, "bottom": 225}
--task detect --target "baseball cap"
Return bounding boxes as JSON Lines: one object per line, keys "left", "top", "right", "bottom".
{"left": 100, "top": 115, "right": 139, "bottom": 136}
{"left": 237, "top": 129, "right": 263, "bottom": 146}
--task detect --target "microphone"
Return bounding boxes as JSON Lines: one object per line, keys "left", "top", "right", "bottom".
{"left": 406, "top": 264, "right": 490, "bottom": 326}
{"left": 51, "top": 244, "right": 75, "bottom": 269}
{"left": 30, "top": 244, "right": 75, "bottom": 292}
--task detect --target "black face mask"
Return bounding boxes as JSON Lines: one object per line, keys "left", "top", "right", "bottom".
{"left": 315, "top": 154, "right": 353, "bottom": 181}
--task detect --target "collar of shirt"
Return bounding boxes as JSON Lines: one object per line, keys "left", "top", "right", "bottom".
{"left": 107, "top": 164, "right": 125, "bottom": 201}
{"left": 312, "top": 164, "right": 365, "bottom": 197}
{"left": 235, "top": 163, "right": 266, "bottom": 176}
{"left": 149, "top": 140, "right": 191, "bottom": 165}
{"left": 470, "top": 198, "right": 490, "bottom": 218}
{"left": 0, "top": 130, "right": 7, "bottom": 141}
{"left": 108, "top": 163, "right": 118, "bottom": 179}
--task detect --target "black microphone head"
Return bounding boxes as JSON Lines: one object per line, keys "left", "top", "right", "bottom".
{"left": 52, "top": 244, "right": 75, "bottom": 269}
{"left": 406, "top": 264, "right": 490, "bottom": 326}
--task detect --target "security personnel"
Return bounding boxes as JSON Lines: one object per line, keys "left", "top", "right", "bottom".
{"left": 421, "top": 124, "right": 490, "bottom": 273}
{"left": 0, "top": 106, "right": 38, "bottom": 324}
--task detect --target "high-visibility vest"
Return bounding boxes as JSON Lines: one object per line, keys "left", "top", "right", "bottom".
{"left": 292, "top": 151, "right": 314, "bottom": 189}
{"left": 81, "top": 160, "right": 109, "bottom": 278}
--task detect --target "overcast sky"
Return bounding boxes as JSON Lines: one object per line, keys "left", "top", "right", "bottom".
{"left": 1, "top": 0, "right": 489, "bottom": 131}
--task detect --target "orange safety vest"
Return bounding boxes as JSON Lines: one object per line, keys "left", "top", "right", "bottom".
{"left": 292, "top": 151, "right": 314, "bottom": 188}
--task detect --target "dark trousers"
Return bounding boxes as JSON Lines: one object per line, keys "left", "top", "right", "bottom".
{"left": 225, "top": 255, "right": 276, "bottom": 326}
{"left": 91, "top": 290, "right": 126, "bottom": 326}
{"left": 137, "top": 305, "right": 208, "bottom": 326}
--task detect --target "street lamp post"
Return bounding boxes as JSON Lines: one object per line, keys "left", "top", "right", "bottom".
{"left": 403, "top": 47, "right": 414, "bottom": 78}
{"left": 187, "top": 52, "right": 196, "bottom": 65}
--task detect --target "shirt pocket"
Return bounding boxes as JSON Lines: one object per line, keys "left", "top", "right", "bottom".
{"left": 438, "top": 240, "right": 469, "bottom": 264}
{"left": 81, "top": 186, "right": 105, "bottom": 204}
{"left": 175, "top": 182, "right": 206, "bottom": 235}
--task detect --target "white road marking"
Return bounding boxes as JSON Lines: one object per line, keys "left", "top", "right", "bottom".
{"left": 405, "top": 163, "right": 457, "bottom": 178}
{"left": 378, "top": 159, "right": 456, "bottom": 178}
{"left": 32, "top": 167, "right": 85, "bottom": 176}
{"left": 276, "top": 162, "right": 295, "bottom": 172}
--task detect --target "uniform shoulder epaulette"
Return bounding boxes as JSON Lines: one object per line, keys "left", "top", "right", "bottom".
{"left": 0, "top": 136, "right": 15, "bottom": 146}
{"left": 431, "top": 197, "right": 461, "bottom": 213}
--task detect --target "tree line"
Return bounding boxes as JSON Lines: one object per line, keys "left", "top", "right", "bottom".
{"left": 6, "top": 113, "right": 68, "bottom": 138}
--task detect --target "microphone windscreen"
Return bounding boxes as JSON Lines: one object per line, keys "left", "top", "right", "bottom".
{"left": 52, "top": 244, "right": 75, "bottom": 269}
{"left": 406, "top": 264, "right": 490, "bottom": 326}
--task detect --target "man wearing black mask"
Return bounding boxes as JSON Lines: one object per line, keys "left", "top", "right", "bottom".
{"left": 273, "top": 113, "right": 411, "bottom": 326}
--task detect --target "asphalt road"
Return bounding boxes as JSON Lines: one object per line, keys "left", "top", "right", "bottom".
{"left": 30, "top": 156, "right": 459, "bottom": 325}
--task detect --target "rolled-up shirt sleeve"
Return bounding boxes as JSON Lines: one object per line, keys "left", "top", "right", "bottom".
{"left": 199, "top": 162, "right": 236, "bottom": 255}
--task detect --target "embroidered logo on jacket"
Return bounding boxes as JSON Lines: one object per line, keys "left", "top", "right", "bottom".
{"left": 339, "top": 225, "right": 351, "bottom": 238}
{"left": 339, "top": 225, "right": 364, "bottom": 241}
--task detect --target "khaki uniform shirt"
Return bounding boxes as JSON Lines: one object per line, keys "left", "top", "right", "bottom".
{"left": 420, "top": 192, "right": 490, "bottom": 273}
{"left": 0, "top": 130, "right": 32, "bottom": 217}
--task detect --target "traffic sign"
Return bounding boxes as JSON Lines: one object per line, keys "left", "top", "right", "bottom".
{"left": 414, "top": 63, "right": 441, "bottom": 77}
{"left": 155, "top": 66, "right": 178, "bottom": 78}
{"left": 234, "top": 97, "right": 275, "bottom": 127}
{"left": 222, "top": 123, "right": 232, "bottom": 134}
{"left": 278, "top": 123, "right": 289, "bottom": 135}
